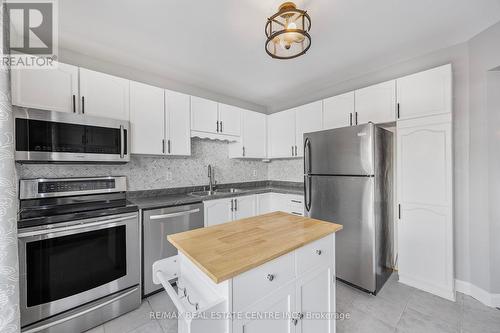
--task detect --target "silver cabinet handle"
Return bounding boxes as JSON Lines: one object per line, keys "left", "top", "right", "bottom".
{"left": 349, "top": 113, "right": 352, "bottom": 126}
{"left": 119, "top": 125, "right": 125, "bottom": 158}
{"left": 72, "top": 95, "right": 76, "bottom": 113}
{"left": 150, "top": 208, "right": 200, "bottom": 221}
{"left": 267, "top": 274, "right": 275, "bottom": 281}
{"left": 292, "top": 146, "right": 294, "bottom": 156}
{"left": 355, "top": 112, "right": 358, "bottom": 125}
{"left": 231, "top": 199, "right": 234, "bottom": 212}
{"left": 216, "top": 121, "right": 219, "bottom": 132}
{"left": 242, "top": 146, "right": 245, "bottom": 157}
{"left": 316, "top": 249, "right": 322, "bottom": 255}
{"left": 234, "top": 198, "right": 238, "bottom": 211}
{"left": 81, "top": 96, "right": 85, "bottom": 114}
{"left": 168, "top": 139, "right": 171, "bottom": 154}
{"left": 295, "top": 145, "right": 298, "bottom": 156}
{"left": 220, "top": 121, "right": 223, "bottom": 132}
{"left": 162, "top": 139, "right": 165, "bottom": 154}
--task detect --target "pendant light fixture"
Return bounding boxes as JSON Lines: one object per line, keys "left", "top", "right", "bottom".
{"left": 265, "top": 2, "right": 311, "bottom": 59}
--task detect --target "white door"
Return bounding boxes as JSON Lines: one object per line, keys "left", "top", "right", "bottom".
{"left": 234, "top": 195, "right": 257, "bottom": 220}
{"left": 397, "top": 64, "right": 452, "bottom": 120}
{"left": 242, "top": 110, "right": 267, "bottom": 158}
{"left": 204, "top": 198, "right": 233, "bottom": 227}
{"left": 218, "top": 103, "right": 241, "bottom": 136}
{"left": 165, "top": 90, "right": 191, "bottom": 156}
{"left": 323, "top": 92, "right": 354, "bottom": 130}
{"left": 397, "top": 115, "right": 454, "bottom": 300}
{"left": 191, "top": 96, "right": 219, "bottom": 134}
{"left": 129, "top": 81, "right": 165, "bottom": 155}
{"left": 79, "top": 68, "right": 130, "bottom": 120}
{"left": 11, "top": 62, "right": 79, "bottom": 113}
{"left": 355, "top": 80, "right": 396, "bottom": 125}
{"left": 295, "top": 101, "right": 323, "bottom": 157}
{"left": 296, "top": 267, "right": 334, "bottom": 333}
{"left": 233, "top": 284, "right": 296, "bottom": 333}
{"left": 268, "top": 110, "right": 296, "bottom": 158}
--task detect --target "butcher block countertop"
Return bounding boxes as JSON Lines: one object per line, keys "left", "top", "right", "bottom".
{"left": 167, "top": 212, "right": 343, "bottom": 283}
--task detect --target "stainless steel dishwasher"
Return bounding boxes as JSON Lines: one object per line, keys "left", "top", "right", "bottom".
{"left": 142, "top": 202, "right": 204, "bottom": 296}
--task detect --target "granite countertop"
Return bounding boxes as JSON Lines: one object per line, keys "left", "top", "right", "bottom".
{"left": 168, "top": 212, "right": 343, "bottom": 283}
{"left": 127, "top": 181, "right": 303, "bottom": 210}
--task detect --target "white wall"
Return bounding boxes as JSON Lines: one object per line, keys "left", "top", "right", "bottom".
{"left": 468, "top": 21, "right": 500, "bottom": 294}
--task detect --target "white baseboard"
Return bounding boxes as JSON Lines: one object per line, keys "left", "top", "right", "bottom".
{"left": 455, "top": 279, "right": 500, "bottom": 308}
{"left": 399, "top": 274, "right": 455, "bottom": 301}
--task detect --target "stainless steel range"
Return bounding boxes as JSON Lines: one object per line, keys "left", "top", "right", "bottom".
{"left": 17, "top": 177, "right": 141, "bottom": 333}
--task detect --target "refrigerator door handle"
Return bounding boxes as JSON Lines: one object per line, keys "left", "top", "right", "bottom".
{"left": 304, "top": 137, "right": 312, "bottom": 175}
{"left": 304, "top": 175, "right": 312, "bottom": 212}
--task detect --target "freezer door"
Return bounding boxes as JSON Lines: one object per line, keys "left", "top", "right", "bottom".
{"left": 304, "top": 123, "right": 374, "bottom": 176}
{"left": 306, "top": 175, "right": 376, "bottom": 292}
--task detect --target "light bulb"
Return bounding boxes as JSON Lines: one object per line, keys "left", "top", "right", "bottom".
{"left": 287, "top": 22, "right": 297, "bottom": 29}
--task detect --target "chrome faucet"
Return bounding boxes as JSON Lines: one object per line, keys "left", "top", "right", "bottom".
{"left": 207, "top": 164, "right": 216, "bottom": 194}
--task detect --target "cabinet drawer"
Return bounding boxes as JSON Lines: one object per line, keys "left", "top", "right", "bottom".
{"left": 233, "top": 252, "right": 295, "bottom": 311}
{"left": 296, "top": 235, "right": 334, "bottom": 275}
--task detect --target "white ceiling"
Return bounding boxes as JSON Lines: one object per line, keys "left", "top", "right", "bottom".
{"left": 59, "top": 0, "right": 500, "bottom": 113}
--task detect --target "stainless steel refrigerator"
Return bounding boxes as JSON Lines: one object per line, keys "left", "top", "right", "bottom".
{"left": 304, "top": 123, "right": 394, "bottom": 294}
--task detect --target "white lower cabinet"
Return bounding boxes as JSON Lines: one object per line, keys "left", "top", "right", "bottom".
{"left": 257, "top": 193, "right": 304, "bottom": 216}
{"left": 204, "top": 195, "right": 256, "bottom": 227}
{"left": 233, "top": 235, "right": 335, "bottom": 333}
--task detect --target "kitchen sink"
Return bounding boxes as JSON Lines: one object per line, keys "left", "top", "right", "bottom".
{"left": 216, "top": 188, "right": 244, "bottom": 193}
{"left": 189, "top": 190, "right": 216, "bottom": 197}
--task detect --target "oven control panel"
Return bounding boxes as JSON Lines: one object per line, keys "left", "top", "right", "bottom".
{"left": 38, "top": 180, "right": 116, "bottom": 194}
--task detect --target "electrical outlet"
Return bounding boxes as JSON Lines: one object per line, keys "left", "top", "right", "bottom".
{"left": 253, "top": 169, "right": 257, "bottom": 177}
{"left": 166, "top": 171, "right": 172, "bottom": 181}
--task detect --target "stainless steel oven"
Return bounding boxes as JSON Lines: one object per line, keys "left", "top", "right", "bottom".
{"left": 18, "top": 177, "right": 140, "bottom": 333}
{"left": 15, "top": 109, "right": 130, "bottom": 163}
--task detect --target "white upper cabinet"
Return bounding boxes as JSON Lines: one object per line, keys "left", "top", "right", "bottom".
{"left": 79, "top": 68, "right": 130, "bottom": 121}
{"left": 397, "top": 64, "right": 452, "bottom": 120}
{"left": 11, "top": 62, "right": 79, "bottom": 113}
{"left": 355, "top": 80, "right": 396, "bottom": 125}
{"left": 323, "top": 91, "right": 354, "bottom": 130}
{"left": 268, "top": 109, "right": 296, "bottom": 158}
{"left": 129, "top": 81, "right": 165, "bottom": 155}
{"left": 190, "top": 96, "right": 219, "bottom": 133}
{"left": 218, "top": 104, "right": 241, "bottom": 136}
{"left": 165, "top": 90, "right": 191, "bottom": 156}
{"left": 295, "top": 101, "right": 323, "bottom": 157}
{"left": 229, "top": 110, "right": 267, "bottom": 159}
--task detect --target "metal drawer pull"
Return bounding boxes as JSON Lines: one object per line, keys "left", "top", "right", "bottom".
{"left": 186, "top": 295, "right": 199, "bottom": 311}
{"left": 316, "top": 249, "right": 322, "bottom": 255}
{"left": 291, "top": 200, "right": 302, "bottom": 203}
{"left": 291, "top": 212, "right": 302, "bottom": 216}
{"left": 266, "top": 274, "right": 275, "bottom": 281}
{"left": 150, "top": 208, "right": 200, "bottom": 220}
{"left": 18, "top": 215, "right": 136, "bottom": 238}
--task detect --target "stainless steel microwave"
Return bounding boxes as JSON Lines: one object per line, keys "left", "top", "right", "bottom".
{"left": 15, "top": 109, "right": 130, "bottom": 163}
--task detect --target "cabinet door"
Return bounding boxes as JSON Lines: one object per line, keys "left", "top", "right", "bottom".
{"left": 234, "top": 195, "right": 257, "bottom": 220}
{"left": 355, "top": 80, "right": 396, "bottom": 125}
{"left": 218, "top": 103, "right": 241, "bottom": 136}
{"left": 165, "top": 90, "right": 191, "bottom": 156}
{"left": 233, "top": 283, "right": 296, "bottom": 333}
{"left": 397, "top": 115, "right": 454, "bottom": 300}
{"left": 295, "top": 101, "right": 323, "bottom": 157}
{"left": 11, "top": 62, "right": 78, "bottom": 113}
{"left": 204, "top": 198, "right": 233, "bottom": 227}
{"left": 242, "top": 110, "right": 267, "bottom": 158}
{"left": 296, "top": 267, "right": 335, "bottom": 333}
{"left": 79, "top": 68, "right": 130, "bottom": 120}
{"left": 257, "top": 193, "right": 273, "bottom": 214}
{"left": 191, "top": 96, "right": 219, "bottom": 133}
{"left": 323, "top": 92, "right": 354, "bottom": 130}
{"left": 268, "top": 110, "right": 296, "bottom": 158}
{"left": 397, "top": 64, "right": 452, "bottom": 120}
{"left": 129, "top": 81, "right": 165, "bottom": 155}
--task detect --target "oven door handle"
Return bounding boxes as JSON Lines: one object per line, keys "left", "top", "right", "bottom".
{"left": 149, "top": 208, "right": 200, "bottom": 221}
{"left": 18, "top": 215, "right": 135, "bottom": 238}
{"left": 22, "top": 286, "right": 139, "bottom": 333}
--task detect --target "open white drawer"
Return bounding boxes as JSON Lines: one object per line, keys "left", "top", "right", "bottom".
{"left": 153, "top": 256, "right": 227, "bottom": 333}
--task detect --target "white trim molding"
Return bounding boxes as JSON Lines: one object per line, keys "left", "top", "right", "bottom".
{"left": 455, "top": 279, "right": 500, "bottom": 308}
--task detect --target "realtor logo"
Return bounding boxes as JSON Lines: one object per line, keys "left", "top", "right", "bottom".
{"left": 3, "top": 0, "right": 58, "bottom": 68}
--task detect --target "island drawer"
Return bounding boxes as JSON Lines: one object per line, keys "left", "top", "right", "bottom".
{"left": 296, "top": 235, "right": 334, "bottom": 275}
{"left": 232, "top": 251, "right": 295, "bottom": 311}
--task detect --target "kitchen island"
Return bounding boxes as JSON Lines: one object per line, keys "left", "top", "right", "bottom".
{"left": 153, "top": 211, "right": 342, "bottom": 333}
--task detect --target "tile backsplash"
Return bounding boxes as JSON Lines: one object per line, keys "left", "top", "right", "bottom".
{"left": 267, "top": 158, "right": 303, "bottom": 183}
{"left": 16, "top": 138, "right": 269, "bottom": 191}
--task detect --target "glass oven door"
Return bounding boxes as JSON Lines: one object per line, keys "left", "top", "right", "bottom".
{"left": 18, "top": 212, "right": 139, "bottom": 327}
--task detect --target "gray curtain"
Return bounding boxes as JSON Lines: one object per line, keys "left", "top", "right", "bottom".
{"left": 0, "top": 2, "right": 20, "bottom": 333}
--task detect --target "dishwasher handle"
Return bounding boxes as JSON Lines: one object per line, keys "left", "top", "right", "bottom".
{"left": 149, "top": 208, "right": 200, "bottom": 221}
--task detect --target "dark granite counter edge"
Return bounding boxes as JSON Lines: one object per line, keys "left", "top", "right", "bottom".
{"left": 128, "top": 180, "right": 303, "bottom": 210}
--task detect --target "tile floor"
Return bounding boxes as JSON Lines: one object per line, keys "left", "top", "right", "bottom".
{"left": 86, "top": 274, "right": 500, "bottom": 333}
